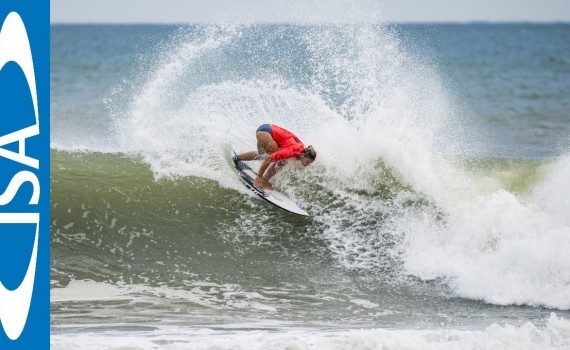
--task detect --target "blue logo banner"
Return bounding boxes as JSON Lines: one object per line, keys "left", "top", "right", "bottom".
{"left": 0, "top": 0, "right": 49, "bottom": 348}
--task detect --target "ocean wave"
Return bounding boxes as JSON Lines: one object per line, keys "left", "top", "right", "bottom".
{"left": 52, "top": 147, "right": 570, "bottom": 309}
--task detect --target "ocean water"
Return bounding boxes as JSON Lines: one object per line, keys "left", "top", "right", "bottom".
{"left": 50, "top": 23, "right": 570, "bottom": 349}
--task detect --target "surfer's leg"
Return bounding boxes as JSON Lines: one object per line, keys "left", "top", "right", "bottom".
{"left": 237, "top": 151, "right": 259, "bottom": 161}
{"left": 256, "top": 131, "right": 279, "bottom": 154}
{"left": 236, "top": 129, "right": 279, "bottom": 162}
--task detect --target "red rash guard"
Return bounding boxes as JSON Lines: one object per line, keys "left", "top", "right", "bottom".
{"left": 270, "top": 125, "right": 305, "bottom": 162}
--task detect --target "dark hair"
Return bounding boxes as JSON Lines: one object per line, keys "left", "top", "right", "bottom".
{"left": 302, "top": 145, "right": 317, "bottom": 161}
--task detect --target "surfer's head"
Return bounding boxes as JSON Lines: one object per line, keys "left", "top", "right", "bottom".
{"left": 299, "top": 145, "right": 316, "bottom": 166}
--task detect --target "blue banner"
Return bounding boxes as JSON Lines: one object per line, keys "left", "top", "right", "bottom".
{"left": 0, "top": 0, "right": 49, "bottom": 348}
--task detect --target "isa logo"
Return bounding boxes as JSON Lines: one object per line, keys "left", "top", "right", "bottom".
{"left": 0, "top": 0, "right": 49, "bottom": 348}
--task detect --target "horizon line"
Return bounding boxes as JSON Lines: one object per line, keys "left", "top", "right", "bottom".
{"left": 49, "top": 19, "right": 570, "bottom": 25}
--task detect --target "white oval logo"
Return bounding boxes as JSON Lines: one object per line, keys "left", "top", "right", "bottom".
{"left": 0, "top": 11, "right": 40, "bottom": 341}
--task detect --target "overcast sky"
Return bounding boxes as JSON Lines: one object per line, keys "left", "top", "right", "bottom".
{"left": 51, "top": 0, "right": 570, "bottom": 24}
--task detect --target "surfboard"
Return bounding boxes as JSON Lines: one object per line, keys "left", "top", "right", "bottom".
{"left": 231, "top": 149, "right": 309, "bottom": 216}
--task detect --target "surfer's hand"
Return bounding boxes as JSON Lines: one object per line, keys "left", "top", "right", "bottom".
{"left": 262, "top": 180, "right": 274, "bottom": 190}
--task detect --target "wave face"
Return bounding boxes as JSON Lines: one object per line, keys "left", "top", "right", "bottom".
{"left": 51, "top": 23, "right": 570, "bottom": 341}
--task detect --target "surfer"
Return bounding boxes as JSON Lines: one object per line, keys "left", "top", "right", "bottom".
{"left": 234, "top": 124, "right": 317, "bottom": 189}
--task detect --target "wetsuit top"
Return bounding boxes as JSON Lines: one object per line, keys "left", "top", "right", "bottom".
{"left": 270, "top": 125, "right": 305, "bottom": 162}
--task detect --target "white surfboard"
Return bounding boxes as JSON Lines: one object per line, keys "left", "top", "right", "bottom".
{"left": 231, "top": 149, "right": 309, "bottom": 216}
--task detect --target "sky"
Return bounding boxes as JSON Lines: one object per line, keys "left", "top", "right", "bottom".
{"left": 51, "top": 0, "right": 570, "bottom": 23}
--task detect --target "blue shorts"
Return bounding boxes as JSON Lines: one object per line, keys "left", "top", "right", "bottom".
{"left": 256, "top": 124, "right": 273, "bottom": 137}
